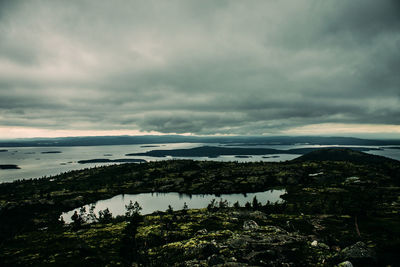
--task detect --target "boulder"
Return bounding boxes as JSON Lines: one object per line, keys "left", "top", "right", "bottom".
{"left": 338, "top": 261, "right": 353, "bottom": 267}
{"left": 339, "top": 241, "right": 376, "bottom": 264}
{"left": 243, "top": 220, "right": 259, "bottom": 231}
{"left": 185, "top": 241, "right": 219, "bottom": 259}
{"left": 227, "top": 236, "right": 251, "bottom": 249}
{"left": 249, "top": 211, "right": 267, "bottom": 220}
{"left": 197, "top": 229, "right": 208, "bottom": 235}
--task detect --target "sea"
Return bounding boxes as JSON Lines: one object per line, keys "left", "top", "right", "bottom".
{"left": 1, "top": 143, "right": 399, "bottom": 183}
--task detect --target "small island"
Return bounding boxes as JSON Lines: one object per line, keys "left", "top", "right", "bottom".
{"left": 78, "top": 158, "right": 146, "bottom": 164}
{"left": 235, "top": 155, "right": 251, "bottom": 158}
{"left": 0, "top": 164, "right": 20, "bottom": 169}
{"left": 262, "top": 155, "right": 280, "bottom": 158}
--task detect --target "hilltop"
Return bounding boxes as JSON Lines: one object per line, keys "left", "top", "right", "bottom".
{"left": 293, "top": 148, "right": 399, "bottom": 164}
{"left": 0, "top": 148, "right": 399, "bottom": 266}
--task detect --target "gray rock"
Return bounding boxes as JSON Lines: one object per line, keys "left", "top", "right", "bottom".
{"left": 249, "top": 211, "right": 267, "bottom": 220}
{"left": 197, "top": 228, "right": 208, "bottom": 235}
{"left": 243, "top": 220, "right": 259, "bottom": 231}
{"left": 338, "top": 261, "right": 353, "bottom": 267}
{"left": 339, "top": 241, "right": 376, "bottom": 264}
{"left": 229, "top": 257, "right": 237, "bottom": 262}
{"left": 227, "top": 236, "right": 252, "bottom": 249}
{"left": 182, "top": 259, "right": 202, "bottom": 266}
{"left": 185, "top": 241, "right": 219, "bottom": 259}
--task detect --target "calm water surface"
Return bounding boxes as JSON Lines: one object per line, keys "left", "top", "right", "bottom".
{"left": 0, "top": 143, "right": 203, "bottom": 182}
{"left": 62, "top": 189, "right": 286, "bottom": 223}
{"left": 1, "top": 143, "right": 399, "bottom": 183}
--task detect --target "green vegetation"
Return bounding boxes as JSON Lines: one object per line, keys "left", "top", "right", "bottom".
{"left": 0, "top": 148, "right": 399, "bottom": 266}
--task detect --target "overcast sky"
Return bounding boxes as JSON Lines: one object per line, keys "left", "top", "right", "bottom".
{"left": 1, "top": 0, "right": 400, "bottom": 138}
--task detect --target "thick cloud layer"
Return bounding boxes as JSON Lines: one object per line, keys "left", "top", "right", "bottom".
{"left": 0, "top": 0, "right": 399, "bottom": 136}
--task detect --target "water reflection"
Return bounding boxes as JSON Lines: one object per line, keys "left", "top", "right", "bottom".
{"left": 62, "top": 189, "right": 286, "bottom": 223}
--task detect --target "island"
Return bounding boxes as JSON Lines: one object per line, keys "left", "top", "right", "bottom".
{"left": 126, "top": 145, "right": 379, "bottom": 158}
{"left": 78, "top": 158, "right": 146, "bottom": 164}
{"left": 41, "top": 151, "right": 62, "bottom": 154}
{"left": 0, "top": 164, "right": 20, "bottom": 169}
{"left": 234, "top": 155, "right": 252, "bottom": 158}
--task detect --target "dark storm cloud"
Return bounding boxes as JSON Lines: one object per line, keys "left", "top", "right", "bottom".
{"left": 0, "top": 0, "right": 399, "bottom": 135}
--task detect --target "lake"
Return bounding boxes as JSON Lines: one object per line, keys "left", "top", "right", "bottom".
{"left": 62, "top": 189, "right": 286, "bottom": 223}
{"left": 1, "top": 143, "right": 399, "bottom": 183}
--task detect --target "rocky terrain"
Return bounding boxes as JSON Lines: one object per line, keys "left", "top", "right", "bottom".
{"left": 0, "top": 148, "right": 399, "bottom": 266}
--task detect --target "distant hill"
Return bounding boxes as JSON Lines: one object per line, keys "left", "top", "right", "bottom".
{"left": 126, "top": 146, "right": 378, "bottom": 158}
{"left": 293, "top": 148, "right": 398, "bottom": 164}
{"left": 1, "top": 135, "right": 400, "bottom": 147}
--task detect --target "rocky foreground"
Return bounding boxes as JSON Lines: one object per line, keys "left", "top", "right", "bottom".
{"left": 129, "top": 208, "right": 380, "bottom": 266}
{"left": 1, "top": 205, "right": 391, "bottom": 266}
